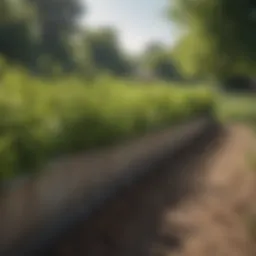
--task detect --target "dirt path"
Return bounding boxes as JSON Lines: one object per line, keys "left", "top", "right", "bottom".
{"left": 50, "top": 124, "right": 256, "bottom": 256}
{"left": 164, "top": 124, "right": 256, "bottom": 256}
{"left": 10, "top": 123, "right": 256, "bottom": 256}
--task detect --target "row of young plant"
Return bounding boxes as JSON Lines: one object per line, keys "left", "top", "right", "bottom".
{"left": 0, "top": 66, "right": 214, "bottom": 181}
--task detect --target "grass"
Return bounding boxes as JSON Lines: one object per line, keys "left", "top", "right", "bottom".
{"left": 247, "top": 152, "right": 256, "bottom": 172}
{"left": 0, "top": 66, "right": 214, "bottom": 182}
{"left": 216, "top": 94, "right": 256, "bottom": 127}
{"left": 246, "top": 214, "right": 256, "bottom": 243}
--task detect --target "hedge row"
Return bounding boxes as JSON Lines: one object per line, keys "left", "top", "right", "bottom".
{"left": 0, "top": 67, "right": 214, "bottom": 181}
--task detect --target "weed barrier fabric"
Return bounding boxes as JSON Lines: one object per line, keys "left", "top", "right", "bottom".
{"left": 0, "top": 116, "right": 222, "bottom": 256}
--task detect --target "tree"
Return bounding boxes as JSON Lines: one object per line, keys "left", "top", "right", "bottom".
{"left": 168, "top": 0, "right": 256, "bottom": 79}
{"left": 28, "top": 0, "right": 85, "bottom": 71}
{"left": 142, "top": 42, "right": 180, "bottom": 81}
{"left": 83, "top": 27, "right": 132, "bottom": 76}
{"left": 0, "top": 0, "right": 34, "bottom": 65}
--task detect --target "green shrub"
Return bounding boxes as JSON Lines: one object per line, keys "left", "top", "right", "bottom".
{"left": 0, "top": 66, "right": 214, "bottom": 181}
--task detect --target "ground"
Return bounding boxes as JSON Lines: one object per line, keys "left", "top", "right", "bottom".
{"left": 164, "top": 125, "right": 256, "bottom": 256}
{"left": 47, "top": 123, "right": 256, "bottom": 256}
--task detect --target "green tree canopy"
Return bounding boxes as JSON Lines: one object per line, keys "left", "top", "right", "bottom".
{"left": 28, "top": 0, "right": 85, "bottom": 71}
{"left": 0, "top": 0, "right": 34, "bottom": 65}
{"left": 83, "top": 27, "right": 132, "bottom": 76}
{"left": 169, "top": 0, "right": 256, "bottom": 79}
{"left": 142, "top": 42, "right": 180, "bottom": 81}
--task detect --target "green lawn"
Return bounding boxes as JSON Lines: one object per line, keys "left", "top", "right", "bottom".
{"left": 216, "top": 94, "right": 256, "bottom": 128}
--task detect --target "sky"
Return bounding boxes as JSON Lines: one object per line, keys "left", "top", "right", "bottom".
{"left": 82, "top": 0, "right": 176, "bottom": 54}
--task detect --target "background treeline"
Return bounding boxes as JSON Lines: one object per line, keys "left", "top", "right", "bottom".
{"left": 1, "top": 0, "right": 254, "bottom": 87}
{"left": 0, "top": 0, "right": 181, "bottom": 81}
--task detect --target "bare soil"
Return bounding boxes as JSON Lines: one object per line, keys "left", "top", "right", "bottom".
{"left": 166, "top": 125, "right": 256, "bottom": 256}
{"left": 5, "top": 123, "right": 256, "bottom": 256}
{"left": 48, "top": 124, "right": 256, "bottom": 256}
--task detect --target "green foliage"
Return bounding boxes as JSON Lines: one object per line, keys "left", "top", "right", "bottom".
{"left": 0, "top": 22, "right": 33, "bottom": 65}
{"left": 0, "top": 0, "right": 35, "bottom": 66}
{"left": 169, "top": 0, "right": 256, "bottom": 79}
{"left": 29, "top": 0, "right": 84, "bottom": 71}
{"left": 142, "top": 42, "right": 180, "bottom": 81}
{"left": 0, "top": 65, "right": 214, "bottom": 181}
{"left": 0, "top": 0, "right": 32, "bottom": 24}
{"left": 29, "top": 0, "right": 84, "bottom": 33}
{"left": 0, "top": 0, "right": 85, "bottom": 72}
{"left": 83, "top": 27, "right": 132, "bottom": 76}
